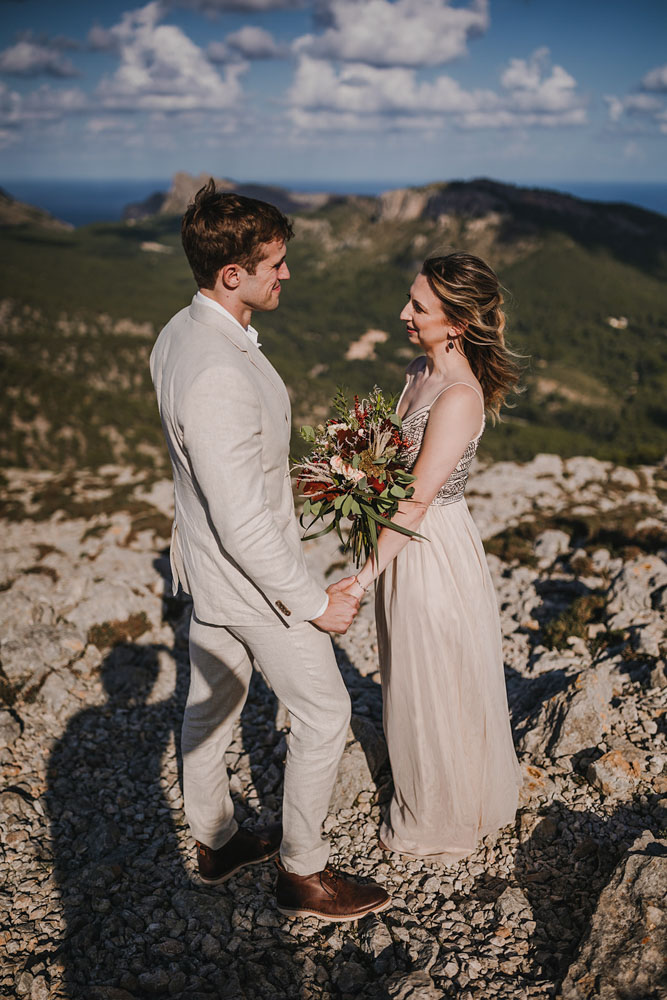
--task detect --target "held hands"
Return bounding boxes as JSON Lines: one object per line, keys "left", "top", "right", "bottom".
{"left": 312, "top": 576, "right": 362, "bottom": 634}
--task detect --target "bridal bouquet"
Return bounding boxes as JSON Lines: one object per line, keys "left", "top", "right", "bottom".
{"left": 294, "top": 387, "right": 420, "bottom": 566}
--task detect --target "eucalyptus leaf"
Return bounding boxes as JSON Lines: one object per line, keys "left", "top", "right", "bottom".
{"left": 301, "top": 521, "right": 336, "bottom": 541}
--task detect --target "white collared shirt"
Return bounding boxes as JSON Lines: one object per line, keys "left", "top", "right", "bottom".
{"left": 194, "top": 290, "right": 328, "bottom": 620}
{"left": 195, "top": 290, "right": 261, "bottom": 348}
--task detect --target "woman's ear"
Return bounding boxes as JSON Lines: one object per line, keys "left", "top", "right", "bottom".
{"left": 448, "top": 321, "right": 467, "bottom": 339}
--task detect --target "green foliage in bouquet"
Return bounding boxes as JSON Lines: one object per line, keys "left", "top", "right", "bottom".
{"left": 295, "top": 387, "right": 422, "bottom": 566}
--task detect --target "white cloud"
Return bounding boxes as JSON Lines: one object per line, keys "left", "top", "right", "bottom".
{"left": 225, "top": 26, "right": 286, "bottom": 59}
{"left": 172, "top": 0, "right": 303, "bottom": 11}
{"left": 288, "top": 56, "right": 483, "bottom": 115}
{"left": 458, "top": 106, "right": 587, "bottom": 129}
{"left": 20, "top": 84, "right": 87, "bottom": 119}
{"left": 95, "top": 2, "right": 248, "bottom": 111}
{"left": 294, "top": 0, "right": 489, "bottom": 68}
{"left": 496, "top": 48, "right": 584, "bottom": 117}
{"left": 0, "top": 80, "right": 21, "bottom": 126}
{"left": 206, "top": 40, "right": 233, "bottom": 62}
{"left": 287, "top": 48, "right": 586, "bottom": 131}
{"left": 605, "top": 64, "right": 667, "bottom": 134}
{"left": 86, "top": 116, "right": 137, "bottom": 133}
{"left": 641, "top": 64, "right": 667, "bottom": 93}
{"left": 0, "top": 36, "right": 79, "bottom": 77}
{"left": 0, "top": 80, "right": 87, "bottom": 130}
{"left": 207, "top": 26, "right": 286, "bottom": 61}
{"left": 88, "top": 24, "right": 121, "bottom": 52}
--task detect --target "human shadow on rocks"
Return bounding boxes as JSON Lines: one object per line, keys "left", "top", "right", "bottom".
{"left": 44, "top": 555, "right": 265, "bottom": 999}
{"left": 45, "top": 549, "right": 406, "bottom": 1000}
{"left": 44, "top": 635, "right": 195, "bottom": 998}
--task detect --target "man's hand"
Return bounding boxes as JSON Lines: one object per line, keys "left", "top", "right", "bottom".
{"left": 311, "top": 576, "right": 360, "bottom": 634}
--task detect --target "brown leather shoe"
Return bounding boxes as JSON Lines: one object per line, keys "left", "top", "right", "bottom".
{"left": 197, "top": 824, "right": 281, "bottom": 885}
{"left": 275, "top": 859, "right": 391, "bottom": 921}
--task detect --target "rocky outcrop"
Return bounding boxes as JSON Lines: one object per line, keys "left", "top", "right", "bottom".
{"left": 520, "top": 661, "right": 615, "bottom": 758}
{"left": 1, "top": 454, "right": 665, "bottom": 1000}
{"left": 0, "top": 187, "right": 72, "bottom": 230}
{"left": 560, "top": 831, "right": 667, "bottom": 1000}
{"left": 379, "top": 187, "right": 430, "bottom": 222}
{"left": 123, "top": 171, "right": 331, "bottom": 221}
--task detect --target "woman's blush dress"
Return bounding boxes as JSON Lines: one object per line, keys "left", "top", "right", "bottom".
{"left": 376, "top": 383, "right": 521, "bottom": 862}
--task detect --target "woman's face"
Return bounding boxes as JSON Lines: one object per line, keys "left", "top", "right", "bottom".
{"left": 400, "top": 272, "right": 458, "bottom": 349}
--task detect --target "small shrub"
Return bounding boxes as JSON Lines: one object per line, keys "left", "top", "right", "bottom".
{"left": 542, "top": 594, "right": 606, "bottom": 650}
{"left": 88, "top": 612, "right": 150, "bottom": 650}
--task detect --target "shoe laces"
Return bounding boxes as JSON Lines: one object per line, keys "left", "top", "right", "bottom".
{"left": 322, "top": 864, "right": 340, "bottom": 888}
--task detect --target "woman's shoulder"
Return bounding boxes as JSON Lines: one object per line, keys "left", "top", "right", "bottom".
{"left": 431, "top": 379, "right": 485, "bottom": 416}
{"left": 405, "top": 355, "right": 427, "bottom": 377}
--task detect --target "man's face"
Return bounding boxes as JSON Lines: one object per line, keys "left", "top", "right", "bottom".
{"left": 238, "top": 238, "right": 290, "bottom": 313}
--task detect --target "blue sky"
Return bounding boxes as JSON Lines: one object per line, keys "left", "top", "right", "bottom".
{"left": 0, "top": 0, "right": 665, "bottom": 184}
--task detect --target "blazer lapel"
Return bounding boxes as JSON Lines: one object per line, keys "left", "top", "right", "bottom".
{"left": 245, "top": 345, "right": 291, "bottom": 422}
{"left": 189, "top": 296, "right": 290, "bottom": 422}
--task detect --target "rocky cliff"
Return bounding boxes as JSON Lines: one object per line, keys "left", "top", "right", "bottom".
{"left": 123, "top": 174, "right": 667, "bottom": 273}
{"left": 123, "top": 171, "right": 331, "bottom": 221}
{"left": 1, "top": 454, "right": 665, "bottom": 999}
{"left": 0, "top": 187, "right": 71, "bottom": 231}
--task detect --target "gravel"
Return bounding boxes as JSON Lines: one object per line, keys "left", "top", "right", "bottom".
{"left": 1, "top": 456, "right": 666, "bottom": 999}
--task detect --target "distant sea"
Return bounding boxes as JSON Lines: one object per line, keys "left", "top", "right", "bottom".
{"left": 2, "top": 177, "right": 666, "bottom": 228}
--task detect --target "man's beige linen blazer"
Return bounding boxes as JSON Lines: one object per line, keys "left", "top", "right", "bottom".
{"left": 150, "top": 295, "right": 328, "bottom": 627}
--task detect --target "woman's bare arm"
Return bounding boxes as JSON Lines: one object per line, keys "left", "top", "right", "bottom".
{"left": 353, "top": 385, "right": 483, "bottom": 592}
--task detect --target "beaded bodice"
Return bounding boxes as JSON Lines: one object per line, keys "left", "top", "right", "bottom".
{"left": 401, "top": 403, "right": 484, "bottom": 507}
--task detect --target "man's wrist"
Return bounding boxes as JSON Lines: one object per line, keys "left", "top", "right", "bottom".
{"left": 312, "top": 594, "right": 329, "bottom": 619}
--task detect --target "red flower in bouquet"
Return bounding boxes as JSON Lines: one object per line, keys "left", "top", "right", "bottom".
{"left": 293, "top": 387, "right": 422, "bottom": 567}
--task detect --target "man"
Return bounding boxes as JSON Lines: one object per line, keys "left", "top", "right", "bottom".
{"left": 150, "top": 179, "right": 390, "bottom": 921}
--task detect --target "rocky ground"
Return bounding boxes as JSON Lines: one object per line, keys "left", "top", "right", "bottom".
{"left": 1, "top": 454, "right": 666, "bottom": 1000}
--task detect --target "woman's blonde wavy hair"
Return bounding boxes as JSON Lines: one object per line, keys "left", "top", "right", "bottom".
{"left": 422, "top": 252, "right": 522, "bottom": 421}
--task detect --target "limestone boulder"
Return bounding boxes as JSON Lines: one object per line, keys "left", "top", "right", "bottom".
{"left": 607, "top": 554, "right": 667, "bottom": 630}
{"left": 586, "top": 743, "right": 648, "bottom": 798}
{"left": 520, "top": 662, "right": 615, "bottom": 758}
{"left": 0, "top": 622, "right": 85, "bottom": 691}
{"left": 560, "top": 831, "right": 667, "bottom": 1000}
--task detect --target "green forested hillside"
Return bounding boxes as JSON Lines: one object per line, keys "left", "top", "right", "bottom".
{"left": 1, "top": 179, "right": 666, "bottom": 475}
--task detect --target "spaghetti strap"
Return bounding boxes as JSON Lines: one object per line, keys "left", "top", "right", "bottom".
{"left": 396, "top": 379, "right": 410, "bottom": 414}
{"left": 431, "top": 381, "right": 484, "bottom": 408}
{"left": 431, "top": 381, "right": 485, "bottom": 439}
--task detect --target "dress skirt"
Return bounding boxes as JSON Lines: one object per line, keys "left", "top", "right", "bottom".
{"left": 376, "top": 497, "right": 521, "bottom": 862}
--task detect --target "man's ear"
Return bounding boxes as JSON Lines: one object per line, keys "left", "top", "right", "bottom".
{"left": 219, "top": 263, "right": 241, "bottom": 290}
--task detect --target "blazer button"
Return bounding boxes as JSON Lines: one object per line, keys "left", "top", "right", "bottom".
{"left": 276, "top": 600, "right": 291, "bottom": 616}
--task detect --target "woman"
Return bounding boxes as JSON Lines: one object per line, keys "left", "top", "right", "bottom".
{"left": 348, "top": 252, "right": 522, "bottom": 862}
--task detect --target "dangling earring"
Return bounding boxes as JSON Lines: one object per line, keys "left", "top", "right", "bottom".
{"left": 446, "top": 337, "right": 454, "bottom": 353}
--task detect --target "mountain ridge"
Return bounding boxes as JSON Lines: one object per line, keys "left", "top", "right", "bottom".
{"left": 0, "top": 173, "right": 665, "bottom": 472}
{"left": 124, "top": 172, "right": 667, "bottom": 275}
{"left": 0, "top": 187, "right": 72, "bottom": 231}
